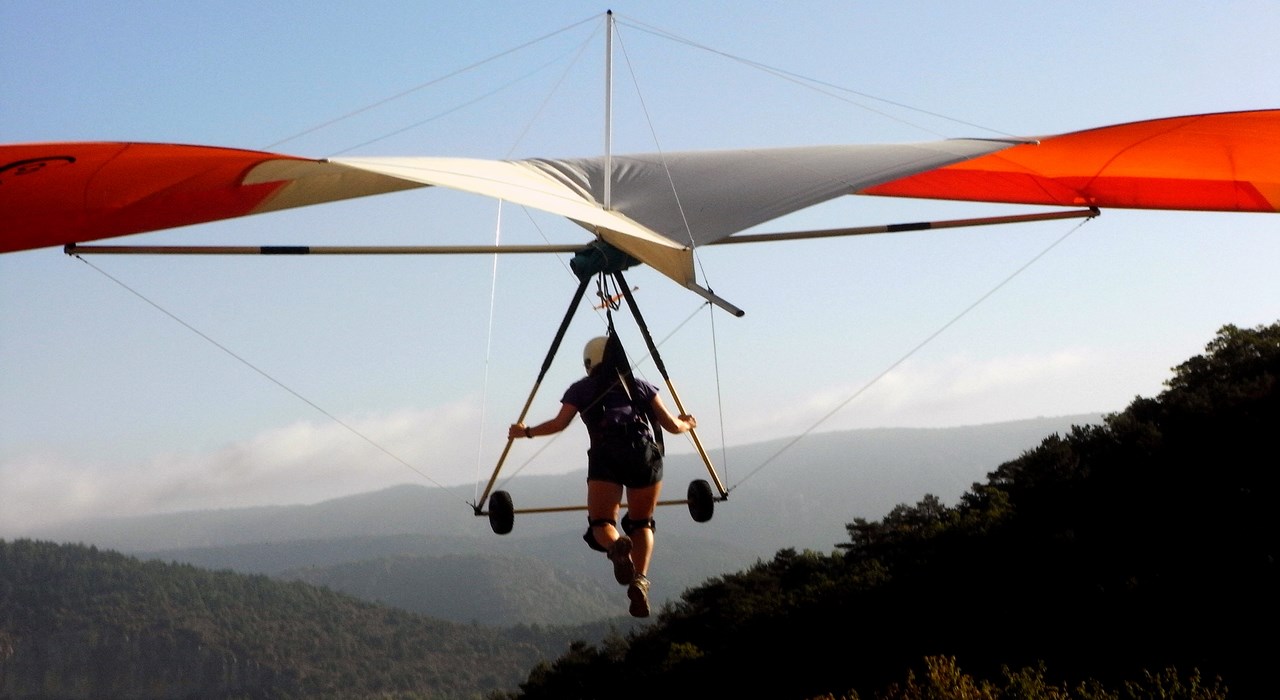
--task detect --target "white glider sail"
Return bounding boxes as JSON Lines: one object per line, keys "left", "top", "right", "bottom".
{"left": 325, "top": 139, "right": 1021, "bottom": 290}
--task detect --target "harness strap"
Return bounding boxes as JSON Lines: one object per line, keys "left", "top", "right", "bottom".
{"left": 622, "top": 513, "right": 656, "bottom": 534}
{"left": 583, "top": 517, "right": 617, "bottom": 553}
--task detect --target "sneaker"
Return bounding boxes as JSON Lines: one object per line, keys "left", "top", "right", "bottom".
{"left": 607, "top": 536, "right": 635, "bottom": 585}
{"left": 628, "top": 575, "right": 650, "bottom": 618}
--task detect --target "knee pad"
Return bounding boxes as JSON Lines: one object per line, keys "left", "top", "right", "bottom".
{"left": 583, "top": 518, "right": 616, "bottom": 553}
{"left": 621, "top": 513, "right": 655, "bottom": 535}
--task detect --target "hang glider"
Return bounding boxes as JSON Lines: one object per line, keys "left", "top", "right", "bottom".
{"left": 2, "top": 109, "right": 1277, "bottom": 313}
{"left": 4, "top": 107, "right": 1276, "bottom": 533}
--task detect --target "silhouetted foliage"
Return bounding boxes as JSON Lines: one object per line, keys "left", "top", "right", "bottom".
{"left": 811, "top": 656, "right": 1229, "bottom": 700}
{"left": 508, "top": 322, "right": 1279, "bottom": 699}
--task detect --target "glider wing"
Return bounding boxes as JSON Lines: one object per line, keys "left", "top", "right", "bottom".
{"left": 4, "top": 110, "right": 1273, "bottom": 289}
{"left": 860, "top": 109, "right": 1280, "bottom": 213}
{"left": 0, "top": 142, "right": 425, "bottom": 254}
{"left": 0, "top": 138, "right": 1027, "bottom": 286}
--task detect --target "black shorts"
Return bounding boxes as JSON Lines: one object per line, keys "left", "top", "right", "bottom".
{"left": 587, "top": 436, "right": 663, "bottom": 488}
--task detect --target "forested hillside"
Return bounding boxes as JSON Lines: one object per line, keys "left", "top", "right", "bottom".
{"left": 0, "top": 540, "right": 590, "bottom": 698}
{"left": 505, "top": 322, "right": 1278, "bottom": 699}
{"left": 278, "top": 551, "right": 624, "bottom": 626}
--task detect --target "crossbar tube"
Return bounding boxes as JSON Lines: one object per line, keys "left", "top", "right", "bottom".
{"left": 711, "top": 208, "right": 1099, "bottom": 245}
{"left": 477, "top": 495, "right": 727, "bottom": 517}
{"left": 617, "top": 272, "right": 729, "bottom": 498}
{"left": 65, "top": 243, "right": 585, "bottom": 255}
{"left": 63, "top": 208, "right": 1099, "bottom": 257}
{"left": 472, "top": 275, "right": 592, "bottom": 515}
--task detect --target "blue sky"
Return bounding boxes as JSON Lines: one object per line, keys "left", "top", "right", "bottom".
{"left": 2, "top": 1, "right": 1278, "bottom": 532}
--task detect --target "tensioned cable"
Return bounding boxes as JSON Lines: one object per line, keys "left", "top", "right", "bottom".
{"left": 258, "top": 19, "right": 604, "bottom": 503}
{"left": 491, "top": 296, "right": 709, "bottom": 491}
{"left": 262, "top": 14, "right": 601, "bottom": 152}
{"left": 610, "top": 13, "right": 1064, "bottom": 490}
{"left": 611, "top": 27, "right": 705, "bottom": 281}
{"left": 727, "top": 215, "right": 1096, "bottom": 492}
{"left": 612, "top": 23, "right": 732, "bottom": 479}
{"left": 71, "top": 255, "right": 472, "bottom": 506}
{"left": 615, "top": 15, "right": 1015, "bottom": 140}
{"left": 471, "top": 26, "right": 602, "bottom": 503}
{"left": 45, "top": 20, "right": 607, "bottom": 519}
{"left": 326, "top": 47, "right": 590, "bottom": 157}
{"left": 473, "top": 202, "right": 505, "bottom": 505}
{"left": 472, "top": 16, "right": 719, "bottom": 494}
{"left": 502, "top": 23, "right": 602, "bottom": 159}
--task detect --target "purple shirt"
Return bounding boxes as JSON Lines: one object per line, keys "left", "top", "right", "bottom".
{"left": 562, "top": 374, "right": 659, "bottom": 443}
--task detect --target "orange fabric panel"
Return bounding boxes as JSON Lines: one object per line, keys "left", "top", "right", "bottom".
{"left": 0, "top": 142, "right": 309, "bottom": 253}
{"left": 861, "top": 110, "right": 1280, "bottom": 213}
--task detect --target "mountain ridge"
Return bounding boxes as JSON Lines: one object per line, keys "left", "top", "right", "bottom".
{"left": 27, "top": 415, "right": 1102, "bottom": 554}
{"left": 20, "top": 416, "right": 1101, "bottom": 626}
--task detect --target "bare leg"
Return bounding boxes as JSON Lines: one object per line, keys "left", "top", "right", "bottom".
{"left": 586, "top": 479, "right": 624, "bottom": 548}
{"left": 624, "top": 481, "right": 662, "bottom": 576}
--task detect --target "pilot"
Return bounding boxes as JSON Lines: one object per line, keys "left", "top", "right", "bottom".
{"left": 509, "top": 335, "right": 695, "bottom": 617}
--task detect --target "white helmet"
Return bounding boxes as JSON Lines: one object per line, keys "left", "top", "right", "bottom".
{"left": 583, "top": 336, "right": 609, "bottom": 373}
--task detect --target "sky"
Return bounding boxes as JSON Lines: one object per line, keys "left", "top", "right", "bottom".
{"left": 2, "top": 1, "right": 1278, "bottom": 533}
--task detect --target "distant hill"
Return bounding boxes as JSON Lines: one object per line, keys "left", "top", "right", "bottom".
{"left": 25, "top": 416, "right": 1099, "bottom": 625}
{"left": 30, "top": 416, "right": 1103, "bottom": 554}
{"left": 279, "top": 551, "right": 617, "bottom": 627}
{"left": 0, "top": 539, "right": 569, "bottom": 699}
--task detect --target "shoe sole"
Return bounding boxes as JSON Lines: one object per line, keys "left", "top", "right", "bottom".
{"left": 628, "top": 582, "right": 650, "bottom": 618}
{"left": 609, "top": 536, "right": 635, "bottom": 585}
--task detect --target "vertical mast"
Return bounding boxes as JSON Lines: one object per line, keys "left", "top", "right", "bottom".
{"left": 603, "top": 10, "right": 613, "bottom": 210}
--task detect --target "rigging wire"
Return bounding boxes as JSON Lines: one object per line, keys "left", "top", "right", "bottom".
{"left": 475, "top": 15, "right": 731, "bottom": 493}
{"left": 468, "top": 23, "right": 604, "bottom": 500}
{"left": 199, "top": 10, "right": 1059, "bottom": 504}
{"left": 71, "top": 254, "right": 473, "bottom": 507}
{"left": 261, "top": 14, "right": 601, "bottom": 152}
{"left": 612, "top": 23, "right": 731, "bottom": 478}
{"left": 502, "top": 23, "right": 602, "bottom": 158}
{"left": 325, "top": 55, "right": 576, "bottom": 157}
{"left": 727, "top": 215, "right": 1097, "bottom": 492}
{"left": 615, "top": 14, "right": 1016, "bottom": 140}
{"left": 611, "top": 28, "right": 701, "bottom": 273}
{"left": 472, "top": 202, "right": 505, "bottom": 505}
{"left": 490, "top": 295, "right": 710, "bottom": 491}
{"left": 705, "top": 297, "right": 729, "bottom": 483}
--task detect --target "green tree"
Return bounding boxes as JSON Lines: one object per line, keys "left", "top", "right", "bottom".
{"left": 512, "top": 321, "right": 1279, "bottom": 698}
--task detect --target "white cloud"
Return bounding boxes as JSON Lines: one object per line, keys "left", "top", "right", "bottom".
{"left": 730, "top": 347, "right": 1104, "bottom": 443}
{"left": 0, "top": 399, "right": 511, "bottom": 533}
{"left": 1, "top": 345, "right": 1162, "bottom": 534}
{"left": 869, "top": 349, "right": 1092, "bottom": 419}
